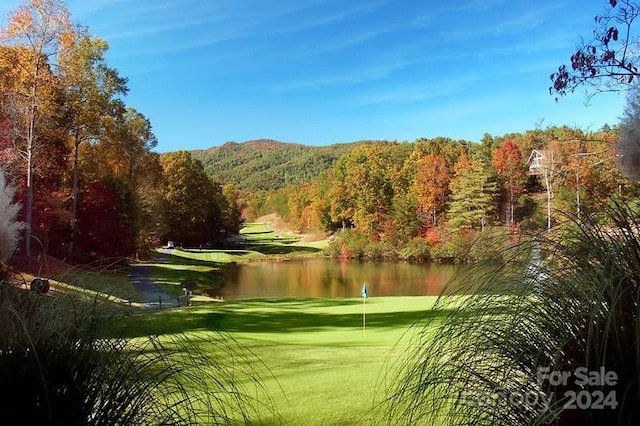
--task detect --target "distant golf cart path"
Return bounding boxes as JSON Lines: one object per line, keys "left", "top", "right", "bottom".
{"left": 130, "top": 250, "right": 178, "bottom": 309}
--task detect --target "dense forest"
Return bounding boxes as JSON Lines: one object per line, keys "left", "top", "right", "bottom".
{"left": 0, "top": 0, "right": 638, "bottom": 265}
{"left": 0, "top": 0, "right": 240, "bottom": 262}
{"left": 191, "top": 139, "right": 361, "bottom": 192}
{"left": 197, "top": 127, "right": 635, "bottom": 262}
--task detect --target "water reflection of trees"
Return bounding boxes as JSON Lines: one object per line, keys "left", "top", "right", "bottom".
{"left": 219, "top": 259, "right": 459, "bottom": 299}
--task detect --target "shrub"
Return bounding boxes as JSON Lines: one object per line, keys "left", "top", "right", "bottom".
{"left": 397, "top": 237, "right": 431, "bottom": 262}
{"left": 326, "top": 230, "right": 369, "bottom": 259}
{"left": 363, "top": 239, "right": 396, "bottom": 261}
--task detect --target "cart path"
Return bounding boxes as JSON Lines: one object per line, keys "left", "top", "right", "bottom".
{"left": 130, "top": 251, "right": 178, "bottom": 309}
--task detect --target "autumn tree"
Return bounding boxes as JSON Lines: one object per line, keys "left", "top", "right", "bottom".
{"left": 493, "top": 140, "right": 525, "bottom": 225}
{"left": 1, "top": 0, "right": 73, "bottom": 256}
{"left": 134, "top": 153, "right": 169, "bottom": 251}
{"left": 339, "top": 143, "right": 403, "bottom": 236}
{"left": 58, "top": 28, "right": 128, "bottom": 255}
{"left": 160, "top": 151, "right": 231, "bottom": 246}
{"left": 221, "top": 184, "right": 243, "bottom": 235}
{"left": 411, "top": 137, "right": 469, "bottom": 169}
{"left": 110, "top": 108, "right": 157, "bottom": 187}
{"left": 550, "top": 0, "right": 640, "bottom": 99}
{"left": 577, "top": 130, "right": 628, "bottom": 207}
{"left": 412, "top": 154, "right": 451, "bottom": 227}
{"left": 328, "top": 155, "right": 356, "bottom": 230}
{"left": 75, "top": 176, "right": 136, "bottom": 261}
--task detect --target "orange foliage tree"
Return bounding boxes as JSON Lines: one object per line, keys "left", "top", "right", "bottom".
{"left": 493, "top": 140, "right": 525, "bottom": 225}
{"left": 412, "top": 154, "right": 451, "bottom": 227}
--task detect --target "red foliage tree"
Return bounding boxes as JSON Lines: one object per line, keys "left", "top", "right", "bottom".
{"left": 76, "top": 179, "right": 134, "bottom": 261}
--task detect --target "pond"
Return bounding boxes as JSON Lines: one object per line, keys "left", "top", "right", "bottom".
{"left": 217, "top": 257, "right": 460, "bottom": 300}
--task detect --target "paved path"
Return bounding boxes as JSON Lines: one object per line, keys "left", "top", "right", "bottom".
{"left": 130, "top": 251, "right": 179, "bottom": 309}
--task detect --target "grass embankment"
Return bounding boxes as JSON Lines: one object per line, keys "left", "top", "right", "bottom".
{"left": 10, "top": 255, "right": 144, "bottom": 309}
{"left": 115, "top": 296, "right": 442, "bottom": 425}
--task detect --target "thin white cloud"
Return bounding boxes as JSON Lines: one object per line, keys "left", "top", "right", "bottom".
{"left": 447, "top": 0, "right": 507, "bottom": 13}
{"left": 350, "top": 75, "right": 484, "bottom": 107}
{"left": 265, "top": 0, "right": 391, "bottom": 36}
{"left": 92, "top": 0, "right": 394, "bottom": 59}
{"left": 103, "top": 17, "right": 236, "bottom": 40}
{"left": 271, "top": 53, "right": 421, "bottom": 93}
{"left": 69, "top": 0, "right": 177, "bottom": 22}
{"left": 444, "top": 3, "right": 563, "bottom": 40}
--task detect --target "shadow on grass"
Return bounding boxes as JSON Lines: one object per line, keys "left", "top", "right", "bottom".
{"left": 233, "top": 298, "right": 363, "bottom": 308}
{"left": 148, "top": 265, "right": 227, "bottom": 297}
{"left": 159, "top": 251, "right": 241, "bottom": 269}
{"left": 242, "top": 230, "right": 274, "bottom": 236}
{"left": 104, "top": 298, "right": 458, "bottom": 339}
{"left": 206, "top": 309, "right": 446, "bottom": 334}
{"left": 246, "top": 243, "right": 321, "bottom": 255}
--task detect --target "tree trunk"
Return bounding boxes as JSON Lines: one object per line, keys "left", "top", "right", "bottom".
{"left": 544, "top": 169, "right": 552, "bottom": 231}
{"left": 68, "top": 130, "right": 81, "bottom": 256}
{"left": 25, "top": 95, "right": 38, "bottom": 257}
{"left": 575, "top": 171, "right": 581, "bottom": 217}
{"left": 510, "top": 188, "right": 515, "bottom": 225}
{"left": 25, "top": 130, "right": 33, "bottom": 257}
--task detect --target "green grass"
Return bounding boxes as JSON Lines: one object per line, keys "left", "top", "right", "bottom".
{"left": 114, "top": 296, "right": 442, "bottom": 425}
{"left": 240, "top": 222, "right": 328, "bottom": 256}
{"left": 36, "top": 223, "right": 435, "bottom": 423}
{"left": 51, "top": 265, "right": 144, "bottom": 303}
{"left": 128, "top": 231, "right": 444, "bottom": 423}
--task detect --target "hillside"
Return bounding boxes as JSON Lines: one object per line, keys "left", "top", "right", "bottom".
{"left": 190, "top": 139, "right": 368, "bottom": 192}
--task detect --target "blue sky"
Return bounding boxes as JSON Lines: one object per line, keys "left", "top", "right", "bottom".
{"left": 0, "top": 0, "right": 629, "bottom": 152}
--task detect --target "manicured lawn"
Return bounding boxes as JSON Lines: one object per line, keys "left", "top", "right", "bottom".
{"left": 117, "top": 296, "right": 441, "bottom": 425}
{"left": 116, "top": 226, "right": 437, "bottom": 423}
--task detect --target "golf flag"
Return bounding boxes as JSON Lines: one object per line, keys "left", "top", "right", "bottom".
{"left": 361, "top": 283, "right": 368, "bottom": 333}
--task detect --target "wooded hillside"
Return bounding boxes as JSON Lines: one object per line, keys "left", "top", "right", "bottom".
{"left": 190, "top": 139, "right": 372, "bottom": 192}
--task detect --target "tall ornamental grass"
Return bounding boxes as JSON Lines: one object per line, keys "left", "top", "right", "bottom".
{"left": 0, "top": 169, "right": 25, "bottom": 264}
{"left": 0, "top": 272, "right": 273, "bottom": 425}
{"left": 386, "top": 200, "right": 640, "bottom": 425}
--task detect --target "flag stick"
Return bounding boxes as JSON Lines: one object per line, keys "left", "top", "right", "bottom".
{"left": 361, "top": 282, "right": 368, "bottom": 334}
{"left": 363, "top": 296, "right": 366, "bottom": 333}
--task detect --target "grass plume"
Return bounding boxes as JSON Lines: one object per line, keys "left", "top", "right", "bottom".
{"left": 385, "top": 199, "right": 640, "bottom": 425}
{"left": 0, "top": 266, "right": 273, "bottom": 425}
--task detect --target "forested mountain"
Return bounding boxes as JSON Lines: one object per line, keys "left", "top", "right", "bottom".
{"left": 190, "top": 139, "right": 372, "bottom": 192}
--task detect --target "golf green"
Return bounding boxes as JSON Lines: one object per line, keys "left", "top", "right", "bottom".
{"left": 124, "top": 296, "right": 441, "bottom": 424}
{"left": 220, "top": 296, "right": 438, "bottom": 425}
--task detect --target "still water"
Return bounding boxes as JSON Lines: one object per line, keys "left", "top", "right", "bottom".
{"left": 217, "top": 257, "right": 459, "bottom": 300}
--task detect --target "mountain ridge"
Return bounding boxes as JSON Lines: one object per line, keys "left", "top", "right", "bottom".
{"left": 188, "top": 138, "right": 385, "bottom": 192}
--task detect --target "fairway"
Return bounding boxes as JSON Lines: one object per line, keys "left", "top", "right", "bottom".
{"left": 126, "top": 296, "right": 439, "bottom": 425}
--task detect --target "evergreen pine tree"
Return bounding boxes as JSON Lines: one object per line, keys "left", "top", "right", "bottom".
{"left": 448, "top": 156, "right": 498, "bottom": 231}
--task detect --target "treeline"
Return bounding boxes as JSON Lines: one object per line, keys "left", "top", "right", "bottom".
{"left": 251, "top": 127, "right": 637, "bottom": 262}
{"left": 0, "top": 0, "right": 240, "bottom": 262}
